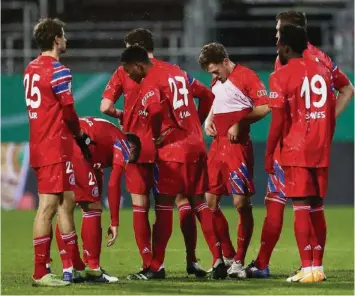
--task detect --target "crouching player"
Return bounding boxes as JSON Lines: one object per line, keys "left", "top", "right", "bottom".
{"left": 264, "top": 25, "right": 335, "bottom": 283}
{"left": 56, "top": 117, "right": 141, "bottom": 283}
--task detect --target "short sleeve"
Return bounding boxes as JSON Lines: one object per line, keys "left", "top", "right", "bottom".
{"left": 268, "top": 73, "right": 286, "bottom": 109}
{"left": 113, "top": 138, "right": 131, "bottom": 167}
{"left": 51, "top": 62, "right": 74, "bottom": 106}
{"left": 332, "top": 62, "right": 351, "bottom": 90}
{"left": 244, "top": 69, "right": 268, "bottom": 106}
{"left": 102, "top": 68, "right": 123, "bottom": 103}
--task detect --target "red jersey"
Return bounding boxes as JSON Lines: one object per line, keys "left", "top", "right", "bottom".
{"left": 78, "top": 117, "right": 130, "bottom": 169}
{"left": 24, "top": 56, "right": 74, "bottom": 167}
{"left": 102, "top": 58, "right": 214, "bottom": 163}
{"left": 211, "top": 65, "right": 268, "bottom": 142}
{"left": 141, "top": 63, "right": 206, "bottom": 163}
{"left": 269, "top": 57, "right": 336, "bottom": 167}
{"left": 275, "top": 42, "right": 350, "bottom": 91}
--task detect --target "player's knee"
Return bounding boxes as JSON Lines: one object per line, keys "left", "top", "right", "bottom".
{"left": 155, "top": 194, "right": 175, "bottom": 206}
{"left": 205, "top": 193, "right": 218, "bottom": 210}
{"left": 80, "top": 201, "right": 102, "bottom": 211}
{"left": 309, "top": 196, "right": 323, "bottom": 207}
{"left": 131, "top": 193, "right": 150, "bottom": 208}
{"left": 37, "top": 202, "right": 57, "bottom": 222}
{"left": 233, "top": 195, "right": 248, "bottom": 210}
{"left": 175, "top": 194, "right": 189, "bottom": 207}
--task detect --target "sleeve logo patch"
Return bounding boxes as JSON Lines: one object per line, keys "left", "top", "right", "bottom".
{"left": 269, "top": 92, "right": 279, "bottom": 99}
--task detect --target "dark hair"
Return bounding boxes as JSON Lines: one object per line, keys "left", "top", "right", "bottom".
{"left": 279, "top": 24, "right": 308, "bottom": 54}
{"left": 125, "top": 133, "right": 141, "bottom": 163}
{"left": 33, "top": 18, "right": 65, "bottom": 51}
{"left": 120, "top": 45, "right": 150, "bottom": 64}
{"left": 124, "top": 28, "right": 154, "bottom": 52}
{"left": 276, "top": 11, "right": 307, "bottom": 28}
{"left": 198, "top": 42, "right": 229, "bottom": 70}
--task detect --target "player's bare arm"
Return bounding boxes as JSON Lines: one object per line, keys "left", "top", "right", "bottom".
{"left": 204, "top": 108, "right": 217, "bottom": 137}
{"left": 100, "top": 98, "right": 124, "bottom": 120}
{"left": 335, "top": 83, "right": 354, "bottom": 118}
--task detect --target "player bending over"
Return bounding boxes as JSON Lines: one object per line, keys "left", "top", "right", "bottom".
{"left": 25, "top": 18, "right": 94, "bottom": 287}
{"left": 247, "top": 10, "right": 354, "bottom": 279}
{"left": 121, "top": 45, "right": 227, "bottom": 280}
{"left": 265, "top": 24, "right": 335, "bottom": 283}
{"left": 101, "top": 28, "right": 214, "bottom": 277}
{"left": 199, "top": 43, "right": 269, "bottom": 278}
{"left": 55, "top": 117, "right": 141, "bottom": 283}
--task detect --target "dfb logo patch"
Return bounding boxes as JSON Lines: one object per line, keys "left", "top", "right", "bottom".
{"left": 69, "top": 174, "right": 75, "bottom": 185}
{"left": 92, "top": 186, "right": 99, "bottom": 197}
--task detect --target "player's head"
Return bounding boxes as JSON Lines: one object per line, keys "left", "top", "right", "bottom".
{"left": 124, "top": 28, "right": 154, "bottom": 53}
{"left": 278, "top": 24, "right": 308, "bottom": 65}
{"left": 120, "top": 45, "right": 152, "bottom": 83}
{"left": 125, "top": 133, "right": 141, "bottom": 163}
{"left": 33, "top": 18, "right": 67, "bottom": 54}
{"left": 198, "top": 42, "right": 231, "bottom": 82}
{"left": 276, "top": 11, "right": 307, "bottom": 40}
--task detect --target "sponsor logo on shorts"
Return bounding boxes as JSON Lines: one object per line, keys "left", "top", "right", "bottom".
{"left": 69, "top": 174, "right": 75, "bottom": 185}
{"left": 92, "top": 186, "right": 99, "bottom": 197}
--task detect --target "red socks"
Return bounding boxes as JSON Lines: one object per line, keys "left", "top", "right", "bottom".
{"left": 293, "top": 203, "right": 312, "bottom": 268}
{"left": 193, "top": 202, "right": 222, "bottom": 265}
{"left": 178, "top": 204, "right": 197, "bottom": 263}
{"left": 133, "top": 205, "right": 152, "bottom": 269}
{"left": 310, "top": 205, "right": 327, "bottom": 267}
{"left": 234, "top": 205, "right": 254, "bottom": 265}
{"left": 255, "top": 198, "right": 285, "bottom": 269}
{"left": 212, "top": 207, "right": 236, "bottom": 259}
{"left": 55, "top": 224, "right": 73, "bottom": 270}
{"left": 81, "top": 210, "right": 102, "bottom": 270}
{"left": 151, "top": 204, "right": 174, "bottom": 271}
{"left": 33, "top": 235, "right": 51, "bottom": 279}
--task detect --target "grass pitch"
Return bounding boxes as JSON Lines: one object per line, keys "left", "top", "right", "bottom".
{"left": 1, "top": 206, "right": 354, "bottom": 295}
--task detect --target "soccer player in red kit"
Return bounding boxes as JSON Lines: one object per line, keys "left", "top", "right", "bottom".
{"left": 198, "top": 43, "right": 269, "bottom": 278}
{"left": 265, "top": 24, "right": 336, "bottom": 283}
{"left": 25, "top": 18, "right": 94, "bottom": 286}
{"left": 55, "top": 117, "right": 141, "bottom": 283}
{"left": 101, "top": 28, "right": 214, "bottom": 277}
{"left": 248, "top": 11, "right": 354, "bottom": 279}
{"left": 120, "top": 45, "right": 227, "bottom": 280}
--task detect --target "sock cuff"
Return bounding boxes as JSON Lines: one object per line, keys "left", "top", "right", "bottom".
{"left": 155, "top": 204, "right": 174, "bottom": 211}
{"left": 193, "top": 202, "right": 209, "bottom": 212}
{"left": 83, "top": 209, "right": 102, "bottom": 218}
{"left": 293, "top": 205, "right": 311, "bottom": 211}
{"left": 310, "top": 205, "right": 324, "bottom": 213}
{"left": 132, "top": 205, "right": 149, "bottom": 212}
{"left": 178, "top": 204, "right": 192, "bottom": 212}
{"left": 33, "top": 235, "right": 51, "bottom": 245}
{"left": 61, "top": 231, "right": 77, "bottom": 241}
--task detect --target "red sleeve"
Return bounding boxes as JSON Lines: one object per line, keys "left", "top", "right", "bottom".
{"left": 62, "top": 104, "right": 81, "bottom": 137}
{"left": 244, "top": 68, "right": 268, "bottom": 106}
{"left": 190, "top": 79, "right": 215, "bottom": 124}
{"left": 332, "top": 65, "right": 351, "bottom": 90}
{"left": 51, "top": 66, "right": 75, "bottom": 107}
{"left": 108, "top": 164, "right": 124, "bottom": 226}
{"left": 265, "top": 108, "right": 284, "bottom": 157}
{"left": 102, "top": 68, "right": 123, "bottom": 103}
{"left": 268, "top": 73, "right": 286, "bottom": 109}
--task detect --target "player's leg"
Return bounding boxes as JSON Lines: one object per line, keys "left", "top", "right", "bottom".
{"left": 126, "top": 163, "right": 153, "bottom": 270}
{"left": 175, "top": 194, "right": 206, "bottom": 277}
{"left": 284, "top": 167, "right": 316, "bottom": 283}
{"left": 186, "top": 161, "right": 226, "bottom": 279}
{"left": 32, "top": 163, "right": 71, "bottom": 286}
{"left": 309, "top": 168, "right": 328, "bottom": 282}
{"left": 247, "top": 163, "right": 286, "bottom": 278}
{"left": 206, "top": 156, "right": 236, "bottom": 267}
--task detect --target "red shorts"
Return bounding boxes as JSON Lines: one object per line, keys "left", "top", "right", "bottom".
{"left": 207, "top": 138, "right": 254, "bottom": 196}
{"left": 34, "top": 162, "right": 74, "bottom": 194}
{"left": 71, "top": 155, "right": 103, "bottom": 203}
{"left": 125, "top": 163, "right": 154, "bottom": 195}
{"left": 283, "top": 166, "right": 329, "bottom": 198}
{"left": 153, "top": 161, "right": 208, "bottom": 197}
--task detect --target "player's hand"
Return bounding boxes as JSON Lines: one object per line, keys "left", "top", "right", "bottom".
{"left": 205, "top": 119, "right": 217, "bottom": 137}
{"left": 264, "top": 153, "right": 275, "bottom": 174}
{"left": 116, "top": 109, "right": 124, "bottom": 126}
{"left": 106, "top": 225, "right": 118, "bottom": 247}
{"left": 228, "top": 123, "right": 239, "bottom": 143}
{"left": 75, "top": 131, "right": 96, "bottom": 160}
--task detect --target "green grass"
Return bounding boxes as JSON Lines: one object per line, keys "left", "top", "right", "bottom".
{"left": 1, "top": 206, "right": 354, "bottom": 295}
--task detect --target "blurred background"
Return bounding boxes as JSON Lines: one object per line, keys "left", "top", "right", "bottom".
{"left": 1, "top": 0, "right": 354, "bottom": 210}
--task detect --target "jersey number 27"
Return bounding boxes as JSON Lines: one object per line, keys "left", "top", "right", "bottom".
{"left": 168, "top": 76, "right": 189, "bottom": 110}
